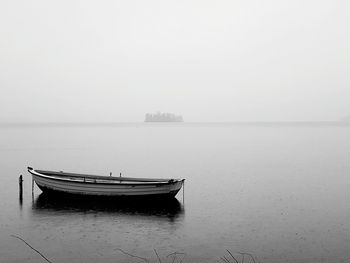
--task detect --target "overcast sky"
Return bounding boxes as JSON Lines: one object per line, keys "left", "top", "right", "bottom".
{"left": 0, "top": 0, "right": 349, "bottom": 122}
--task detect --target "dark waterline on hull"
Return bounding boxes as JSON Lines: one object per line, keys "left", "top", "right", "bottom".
{"left": 36, "top": 184, "right": 182, "bottom": 200}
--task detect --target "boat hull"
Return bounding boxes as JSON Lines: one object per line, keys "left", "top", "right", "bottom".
{"left": 31, "top": 172, "right": 183, "bottom": 198}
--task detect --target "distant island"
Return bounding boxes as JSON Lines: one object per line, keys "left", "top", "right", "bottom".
{"left": 145, "top": 112, "right": 184, "bottom": 122}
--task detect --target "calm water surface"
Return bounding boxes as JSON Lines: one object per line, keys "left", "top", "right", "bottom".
{"left": 1, "top": 123, "right": 350, "bottom": 263}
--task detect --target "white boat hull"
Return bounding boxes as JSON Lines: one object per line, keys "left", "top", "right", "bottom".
{"left": 29, "top": 169, "right": 184, "bottom": 198}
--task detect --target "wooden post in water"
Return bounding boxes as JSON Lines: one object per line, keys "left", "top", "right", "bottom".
{"left": 19, "top": 175, "right": 23, "bottom": 201}
{"left": 32, "top": 177, "right": 34, "bottom": 194}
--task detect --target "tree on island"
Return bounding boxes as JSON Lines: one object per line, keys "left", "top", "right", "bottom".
{"left": 145, "top": 112, "right": 184, "bottom": 122}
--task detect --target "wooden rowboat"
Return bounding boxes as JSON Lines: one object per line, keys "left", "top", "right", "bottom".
{"left": 28, "top": 167, "right": 184, "bottom": 198}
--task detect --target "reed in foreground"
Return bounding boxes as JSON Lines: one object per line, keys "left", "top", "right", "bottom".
{"left": 11, "top": 234, "right": 259, "bottom": 263}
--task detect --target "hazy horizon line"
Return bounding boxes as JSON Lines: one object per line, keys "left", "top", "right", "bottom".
{"left": 0, "top": 120, "right": 349, "bottom": 127}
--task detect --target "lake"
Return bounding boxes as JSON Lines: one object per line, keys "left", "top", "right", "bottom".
{"left": 1, "top": 123, "right": 350, "bottom": 263}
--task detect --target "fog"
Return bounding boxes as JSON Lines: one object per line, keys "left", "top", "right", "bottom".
{"left": 1, "top": 0, "right": 349, "bottom": 122}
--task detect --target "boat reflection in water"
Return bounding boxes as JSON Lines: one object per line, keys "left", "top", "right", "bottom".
{"left": 32, "top": 192, "right": 184, "bottom": 222}
{"left": 29, "top": 193, "right": 185, "bottom": 260}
